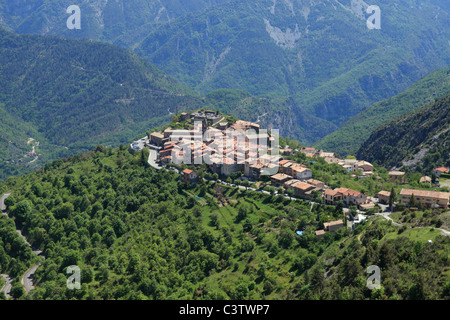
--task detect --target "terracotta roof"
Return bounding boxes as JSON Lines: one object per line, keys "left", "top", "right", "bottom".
{"left": 284, "top": 179, "right": 301, "bottom": 187}
{"left": 400, "top": 189, "right": 450, "bottom": 200}
{"left": 377, "top": 190, "right": 391, "bottom": 197}
{"left": 293, "top": 182, "right": 315, "bottom": 191}
{"left": 315, "top": 230, "right": 325, "bottom": 236}
{"left": 434, "top": 167, "right": 449, "bottom": 173}
{"left": 150, "top": 132, "right": 164, "bottom": 138}
{"left": 293, "top": 166, "right": 310, "bottom": 173}
{"left": 389, "top": 171, "right": 405, "bottom": 176}
{"left": 183, "top": 169, "right": 193, "bottom": 174}
{"left": 307, "top": 179, "right": 323, "bottom": 186}
{"left": 360, "top": 202, "right": 375, "bottom": 209}
{"left": 271, "top": 173, "right": 291, "bottom": 181}
{"left": 222, "top": 157, "right": 236, "bottom": 165}
{"left": 324, "top": 220, "right": 344, "bottom": 228}
{"left": 342, "top": 189, "right": 361, "bottom": 197}
{"left": 419, "top": 176, "right": 432, "bottom": 183}
{"left": 324, "top": 189, "right": 339, "bottom": 196}
{"left": 279, "top": 159, "right": 294, "bottom": 166}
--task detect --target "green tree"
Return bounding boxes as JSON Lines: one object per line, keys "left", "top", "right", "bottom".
{"left": 11, "top": 200, "right": 32, "bottom": 226}
{"left": 388, "top": 187, "right": 396, "bottom": 211}
{"left": 10, "top": 283, "right": 25, "bottom": 299}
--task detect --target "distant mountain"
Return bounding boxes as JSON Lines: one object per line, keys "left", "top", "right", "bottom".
{"left": 0, "top": 27, "right": 203, "bottom": 180}
{"left": 314, "top": 67, "right": 450, "bottom": 156}
{"left": 0, "top": 0, "right": 230, "bottom": 47}
{"left": 1, "top": 0, "right": 449, "bottom": 146}
{"left": 356, "top": 94, "right": 450, "bottom": 172}
{"left": 135, "top": 0, "right": 450, "bottom": 140}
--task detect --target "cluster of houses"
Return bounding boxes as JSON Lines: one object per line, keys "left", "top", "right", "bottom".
{"left": 150, "top": 112, "right": 381, "bottom": 213}
{"left": 373, "top": 167, "right": 450, "bottom": 209}
{"left": 142, "top": 112, "right": 450, "bottom": 216}
{"left": 299, "top": 147, "right": 374, "bottom": 176}
{"left": 151, "top": 112, "right": 282, "bottom": 178}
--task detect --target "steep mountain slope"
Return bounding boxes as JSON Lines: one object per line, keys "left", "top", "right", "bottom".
{"left": 1, "top": 0, "right": 449, "bottom": 146}
{"left": 135, "top": 0, "right": 449, "bottom": 140}
{"left": 0, "top": 0, "right": 230, "bottom": 47}
{"left": 0, "top": 27, "right": 202, "bottom": 180}
{"left": 314, "top": 68, "right": 450, "bottom": 156}
{"left": 356, "top": 94, "right": 450, "bottom": 172}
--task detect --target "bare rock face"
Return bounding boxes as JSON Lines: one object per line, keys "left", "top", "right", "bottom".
{"left": 264, "top": 18, "right": 301, "bottom": 49}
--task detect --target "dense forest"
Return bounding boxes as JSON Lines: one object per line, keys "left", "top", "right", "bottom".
{"left": 1, "top": 145, "right": 449, "bottom": 300}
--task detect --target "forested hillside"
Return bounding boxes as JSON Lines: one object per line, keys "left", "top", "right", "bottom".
{"left": 1, "top": 145, "right": 449, "bottom": 300}
{"left": 0, "top": 0, "right": 230, "bottom": 47}
{"left": 356, "top": 94, "right": 450, "bottom": 172}
{"left": 315, "top": 67, "right": 450, "bottom": 156}
{"left": 0, "top": 27, "right": 203, "bottom": 180}
{"left": 1, "top": 0, "right": 449, "bottom": 146}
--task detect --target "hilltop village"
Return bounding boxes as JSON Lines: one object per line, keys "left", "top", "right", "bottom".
{"left": 130, "top": 110, "right": 450, "bottom": 233}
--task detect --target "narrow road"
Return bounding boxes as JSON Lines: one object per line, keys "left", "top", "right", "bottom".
{"left": 1, "top": 274, "right": 12, "bottom": 299}
{"left": 1, "top": 193, "right": 12, "bottom": 298}
{"left": 148, "top": 149, "right": 162, "bottom": 170}
{"left": 0, "top": 192, "right": 11, "bottom": 213}
{"left": 374, "top": 210, "right": 450, "bottom": 236}
{"left": 375, "top": 211, "right": 403, "bottom": 227}
{"left": 0, "top": 193, "right": 45, "bottom": 297}
{"left": 21, "top": 263, "right": 42, "bottom": 293}
{"left": 437, "top": 228, "right": 450, "bottom": 236}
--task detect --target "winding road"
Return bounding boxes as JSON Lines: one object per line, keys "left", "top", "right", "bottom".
{"left": 0, "top": 193, "right": 44, "bottom": 298}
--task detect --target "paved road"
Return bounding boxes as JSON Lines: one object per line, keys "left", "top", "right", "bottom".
{"left": 1, "top": 193, "right": 12, "bottom": 298}
{"left": 374, "top": 210, "right": 450, "bottom": 236}
{"left": 1, "top": 274, "right": 12, "bottom": 299}
{"left": 148, "top": 149, "right": 162, "bottom": 170}
{"left": 0, "top": 193, "right": 45, "bottom": 297}
{"left": 0, "top": 193, "right": 11, "bottom": 213}
{"left": 375, "top": 211, "right": 403, "bottom": 227}
{"left": 21, "top": 263, "right": 42, "bottom": 293}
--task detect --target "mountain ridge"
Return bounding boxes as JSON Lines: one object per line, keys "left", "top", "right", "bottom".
{"left": 314, "top": 67, "right": 450, "bottom": 156}
{"left": 356, "top": 94, "right": 450, "bottom": 172}
{"left": 1, "top": 0, "right": 449, "bottom": 145}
